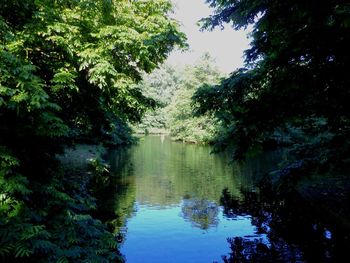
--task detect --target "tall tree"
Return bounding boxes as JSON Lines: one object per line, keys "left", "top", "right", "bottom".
{"left": 167, "top": 53, "right": 223, "bottom": 143}
{"left": 0, "top": 0, "right": 185, "bottom": 261}
{"left": 194, "top": 0, "right": 350, "bottom": 172}
{"left": 134, "top": 63, "right": 184, "bottom": 132}
{"left": 1, "top": 0, "right": 186, "bottom": 144}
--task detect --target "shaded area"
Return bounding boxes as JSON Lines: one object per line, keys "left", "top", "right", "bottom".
{"left": 219, "top": 182, "right": 350, "bottom": 263}
{"left": 90, "top": 147, "right": 137, "bottom": 238}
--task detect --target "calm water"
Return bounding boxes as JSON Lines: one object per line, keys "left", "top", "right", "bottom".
{"left": 100, "top": 136, "right": 350, "bottom": 263}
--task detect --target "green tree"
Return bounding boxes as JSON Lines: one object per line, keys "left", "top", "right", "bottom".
{"left": 167, "top": 53, "right": 223, "bottom": 143}
{"left": 134, "top": 63, "right": 184, "bottom": 133}
{"left": 0, "top": 0, "right": 185, "bottom": 261}
{"left": 194, "top": 1, "right": 350, "bottom": 173}
{"left": 1, "top": 0, "right": 185, "bottom": 144}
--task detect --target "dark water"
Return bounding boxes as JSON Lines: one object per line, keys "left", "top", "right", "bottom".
{"left": 100, "top": 136, "right": 350, "bottom": 263}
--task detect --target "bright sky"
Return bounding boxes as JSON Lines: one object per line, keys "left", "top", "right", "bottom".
{"left": 167, "top": 0, "right": 251, "bottom": 73}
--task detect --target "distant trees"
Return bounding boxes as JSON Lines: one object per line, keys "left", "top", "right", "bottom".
{"left": 136, "top": 53, "right": 223, "bottom": 143}
{"left": 0, "top": 0, "right": 184, "bottom": 261}
{"left": 167, "top": 53, "right": 223, "bottom": 143}
{"left": 135, "top": 64, "right": 184, "bottom": 133}
{"left": 194, "top": 0, "right": 350, "bottom": 172}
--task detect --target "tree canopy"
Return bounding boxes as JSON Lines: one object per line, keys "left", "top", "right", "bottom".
{"left": 0, "top": 0, "right": 185, "bottom": 261}
{"left": 194, "top": 0, "right": 350, "bottom": 172}
{"left": 1, "top": 0, "right": 186, "bottom": 144}
{"left": 167, "top": 53, "right": 223, "bottom": 143}
{"left": 134, "top": 63, "right": 184, "bottom": 133}
{"left": 134, "top": 54, "right": 223, "bottom": 143}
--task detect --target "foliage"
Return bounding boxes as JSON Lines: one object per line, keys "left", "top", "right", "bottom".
{"left": 135, "top": 54, "right": 223, "bottom": 142}
{"left": 167, "top": 53, "right": 223, "bottom": 143}
{"left": 194, "top": 0, "right": 350, "bottom": 171}
{"left": 0, "top": 0, "right": 184, "bottom": 261}
{"left": 0, "top": 0, "right": 185, "bottom": 144}
{"left": 134, "top": 63, "right": 184, "bottom": 133}
{"left": 0, "top": 156, "right": 122, "bottom": 262}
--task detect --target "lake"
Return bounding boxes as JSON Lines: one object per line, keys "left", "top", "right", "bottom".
{"left": 99, "top": 135, "right": 349, "bottom": 263}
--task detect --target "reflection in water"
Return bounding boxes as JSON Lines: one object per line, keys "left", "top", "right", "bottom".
{"left": 127, "top": 136, "right": 242, "bottom": 207}
{"left": 220, "top": 187, "right": 304, "bottom": 262}
{"left": 219, "top": 184, "right": 350, "bottom": 263}
{"left": 97, "top": 135, "right": 349, "bottom": 262}
{"left": 91, "top": 147, "right": 136, "bottom": 236}
{"left": 104, "top": 136, "right": 280, "bottom": 262}
{"left": 181, "top": 198, "right": 219, "bottom": 230}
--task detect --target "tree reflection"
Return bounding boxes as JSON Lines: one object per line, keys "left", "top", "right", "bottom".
{"left": 219, "top": 183, "right": 350, "bottom": 263}
{"left": 91, "top": 147, "right": 136, "bottom": 236}
{"left": 127, "top": 136, "right": 242, "bottom": 207}
{"left": 181, "top": 198, "right": 219, "bottom": 230}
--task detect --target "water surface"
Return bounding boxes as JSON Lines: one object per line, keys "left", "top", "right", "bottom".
{"left": 102, "top": 135, "right": 350, "bottom": 263}
{"left": 108, "top": 136, "right": 276, "bottom": 262}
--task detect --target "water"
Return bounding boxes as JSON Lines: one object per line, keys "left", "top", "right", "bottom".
{"left": 100, "top": 135, "right": 350, "bottom": 263}
{"left": 122, "top": 205, "right": 259, "bottom": 263}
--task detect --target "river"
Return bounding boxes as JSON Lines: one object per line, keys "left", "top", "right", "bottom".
{"left": 97, "top": 135, "right": 349, "bottom": 263}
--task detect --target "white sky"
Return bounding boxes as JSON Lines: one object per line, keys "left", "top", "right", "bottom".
{"left": 167, "top": 0, "right": 251, "bottom": 73}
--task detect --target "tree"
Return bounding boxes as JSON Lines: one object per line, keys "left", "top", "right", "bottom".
{"left": 134, "top": 63, "right": 184, "bottom": 133}
{"left": 0, "top": 0, "right": 185, "bottom": 261}
{"left": 1, "top": 0, "right": 186, "bottom": 144}
{"left": 194, "top": 0, "right": 350, "bottom": 172}
{"left": 167, "top": 53, "right": 223, "bottom": 143}
{"left": 134, "top": 54, "right": 223, "bottom": 141}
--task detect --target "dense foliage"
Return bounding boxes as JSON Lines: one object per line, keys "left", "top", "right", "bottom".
{"left": 136, "top": 54, "right": 223, "bottom": 143}
{"left": 134, "top": 63, "right": 183, "bottom": 133}
{"left": 0, "top": 0, "right": 184, "bottom": 261}
{"left": 194, "top": 0, "right": 350, "bottom": 173}
{"left": 167, "top": 54, "right": 223, "bottom": 143}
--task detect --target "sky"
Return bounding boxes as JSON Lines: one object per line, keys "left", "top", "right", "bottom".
{"left": 166, "top": 0, "right": 251, "bottom": 73}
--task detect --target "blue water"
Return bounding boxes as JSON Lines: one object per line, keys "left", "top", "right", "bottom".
{"left": 121, "top": 203, "right": 265, "bottom": 263}
{"left": 106, "top": 136, "right": 350, "bottom": 262}
{"left": 112, "top": 136, "right": 273, "bottom": 262}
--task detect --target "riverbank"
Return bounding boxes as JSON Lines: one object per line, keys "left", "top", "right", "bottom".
{"left": 133, "top": 128, "right": 169, "bottom": 135}
{"left": 58, "top": 144, "right": 106, "bottom": 172}
{"left": 132, "top": 131, "right": 213, "bottom": 145}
